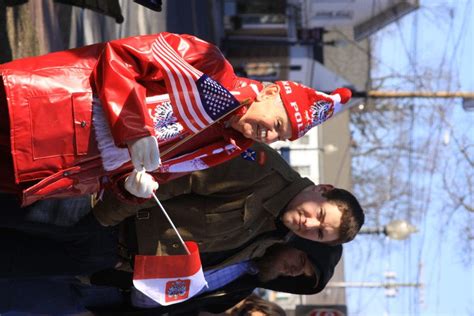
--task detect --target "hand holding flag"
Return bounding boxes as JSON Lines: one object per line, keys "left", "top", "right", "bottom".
{"left": 124, "top": 169, "right": 159, "bottom": 198}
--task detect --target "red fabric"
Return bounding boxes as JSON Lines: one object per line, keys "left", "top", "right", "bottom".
{"left": 133, "top": 242, "right": 201, "bottom": 279}
{"left": 276, "top": 81, "right": 352, "bottom": 140}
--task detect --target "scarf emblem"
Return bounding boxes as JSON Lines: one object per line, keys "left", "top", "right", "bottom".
{"left": 153, "top": 101, "right": 184, "bottom": 141}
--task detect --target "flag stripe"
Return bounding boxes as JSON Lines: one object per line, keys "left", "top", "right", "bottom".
{"left": 156, "top": 35, "right": 202, "bottom": 78}
{"left": 134, "top": 254, "right": 202, "bottom": 279}
{"left": 134, "top": 242, "right": 202, "bottom": 279}
{"left": 152, "top": 45, "right": 207, "bottom": 132}
{"left": 151, "top": 35, "right": 215, "bottom": 132}
{"left": 146, "top": 94, "right": 170, "bottom": 103}
{"left": 151, "top": 45, "right": 203, "bottom": 132}
{"left": 151, "top": 50, "right": 198, "bottom": 132}
{"left": 153, "top": 42, "right": 212, "bottom": 128}
{"left": 155, "top": 36, "right": 213, "bottom": 127}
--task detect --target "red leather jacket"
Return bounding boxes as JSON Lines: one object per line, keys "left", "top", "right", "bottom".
{"left": 0, "top": 32, "right": 257, "bottom": 206}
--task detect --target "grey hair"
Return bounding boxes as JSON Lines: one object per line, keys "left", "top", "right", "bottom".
{"left": 262, "top": 81, "right": 274, "bottom": 87}
{"left": 259, "top": 81, "right": 283, "bottom": 107}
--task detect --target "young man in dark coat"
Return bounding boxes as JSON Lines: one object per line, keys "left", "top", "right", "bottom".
{"left": 93, "top": 141, "right": 364, "bottom": 253}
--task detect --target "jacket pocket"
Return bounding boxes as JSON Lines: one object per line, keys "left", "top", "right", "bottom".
{"left": 29, "top": 92, "right": 92, "bottom": 159}
{"left": 243, "top": 193, "right": 271, "bottom": 233}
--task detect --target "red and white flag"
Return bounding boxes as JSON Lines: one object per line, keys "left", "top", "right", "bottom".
{"left": 133, "top": 241, "right": 207, "bottom": 306}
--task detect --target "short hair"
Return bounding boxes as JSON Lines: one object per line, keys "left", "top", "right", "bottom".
{"left": 260, "top": 81, "right": 284, "bottom": 107}
{"left": 322, "top": 188, "right": 365, "bottom": 246}
{"left": 234, "top": 293, "right": 286, "bottom": 316}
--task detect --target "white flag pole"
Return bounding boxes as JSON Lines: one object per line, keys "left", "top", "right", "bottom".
{"left": 151, "top": 192, "right": 190, "bottom": 255}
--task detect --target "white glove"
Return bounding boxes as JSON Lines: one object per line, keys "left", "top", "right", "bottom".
{"left": 127, "top": 136, "right": 161, "bottom": 172}
{"left": 124, "top": 169, "right": 159, "bottom": 198}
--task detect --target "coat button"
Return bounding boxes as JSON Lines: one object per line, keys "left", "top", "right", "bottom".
{"left": 63, "top": 171, "right": 70, "bottom": 176}
{"left": 80, "top": 121, "right": 87, "bottom": 128}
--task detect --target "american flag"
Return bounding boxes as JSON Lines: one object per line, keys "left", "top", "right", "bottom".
{"left": 151, "top": 34, "right": 240, "bottom": 134}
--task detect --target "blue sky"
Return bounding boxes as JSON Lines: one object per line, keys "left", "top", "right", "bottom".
{"left": 345, "top": 1, "right": 473, "bottom": 315}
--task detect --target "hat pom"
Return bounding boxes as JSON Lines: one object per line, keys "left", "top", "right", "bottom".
{"left": 331, "top": 88, "right": 352, "bottom": 104}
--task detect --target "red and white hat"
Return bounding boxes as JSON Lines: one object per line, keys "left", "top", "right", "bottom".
{"left": 133, "top": 241, "right": 207, "bottom": 306}
{"left": 275, "top": 81, "right": 352, "bottom": 140}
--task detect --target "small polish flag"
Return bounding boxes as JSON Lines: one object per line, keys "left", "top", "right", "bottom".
{"left": 133, "top": 241, "right": 207, "bottom": 306}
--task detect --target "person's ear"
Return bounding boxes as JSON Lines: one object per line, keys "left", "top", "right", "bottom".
{"left": 315, "top": 184, "right": 334, "bottom": 193}
{"left": 256, "top": 84, "right": 280, "bottom": 101}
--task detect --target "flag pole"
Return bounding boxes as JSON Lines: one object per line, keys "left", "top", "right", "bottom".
{"left": 151, "top": 192, "right": 190, "bottom": 255}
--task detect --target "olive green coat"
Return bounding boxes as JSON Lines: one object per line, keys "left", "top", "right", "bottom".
{"left": 93, "top": 142, "right": 313, "bottom": 268}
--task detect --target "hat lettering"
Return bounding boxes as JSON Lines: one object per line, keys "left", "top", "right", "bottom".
{"left": 290, "top": 101, "right": 299, "bottom": 112}
{"left": 282, "top": 81, "right": 292, "bottom": 94}
{"left": 296, "top": 122, "right": 304, "bottom": 132}
{"left": 294, "top": 112, "right": 302, "bottom": 123}
{"left": 290, "top": 101, "right": 303, "bottom": 124}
